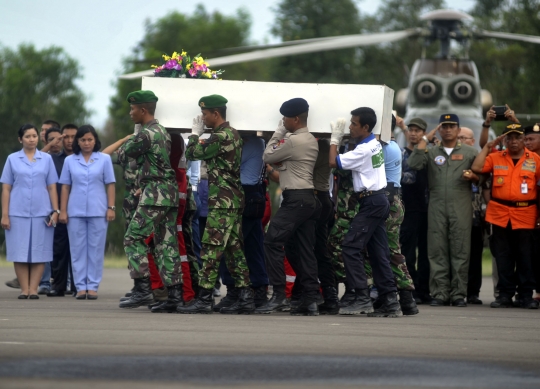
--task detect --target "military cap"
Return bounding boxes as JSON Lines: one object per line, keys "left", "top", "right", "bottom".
{"left": 439, "top": 113, "right": 459, "bottom": 126}
{"left": 523, "top": 124, "right": 540, "bottom": 136}
{"left": 502, "top": 123, "right": 523, "bottom": 136}
{"left": 279, "top": 98, "right": 309, "bottom": 117}
{"left": 126, "top": 90, "right": 158, "bottom": 104}
{"left": 198, "top": 94, "right": 228, "bottom": 109}
{"left": 407, "top": 117, "right": 428, "bottom": 131}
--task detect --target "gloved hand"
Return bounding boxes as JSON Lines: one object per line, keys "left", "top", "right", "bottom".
{"left": 133, "top": 124, "right": 142, "bottom": 135}
{"left": 191, "top": 115, "right": 205, "bottom": 136}
{"left": 330, "top": 118, "right": 346, "bottom": 145}
{"left": 273, "top": 120, "right": 288, "bottom": 139}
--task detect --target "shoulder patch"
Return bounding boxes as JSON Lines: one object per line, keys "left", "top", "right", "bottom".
{"left": 434, "top": 156, "right": 446, "bottom": 166}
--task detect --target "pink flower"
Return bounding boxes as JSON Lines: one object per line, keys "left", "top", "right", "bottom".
{"left": 188, "top": 68, "right": 198, "bottom": 77}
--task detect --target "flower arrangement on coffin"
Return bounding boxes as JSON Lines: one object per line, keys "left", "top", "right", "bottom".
{"left": 152, "top": 50, "right": 223, "bottom": 79}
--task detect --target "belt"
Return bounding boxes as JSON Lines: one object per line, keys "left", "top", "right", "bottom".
{"left": 356, "top": 188, "right": 386, "bottom": 200}
{"left": 491, "top": 198, "right": 535, "bottom": 208}
{"left": 242, "top": 183, "right": 264, "bottom": 194}
{"left": 314, "top": 190, "right": 330, "bottom": 196}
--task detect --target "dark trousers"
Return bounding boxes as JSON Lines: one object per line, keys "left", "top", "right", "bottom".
{"left": 219, "top": 215, "right": 269, "bottom": 288}
{"left": 400, "top": 210, "right": 429, "bottom": 297}
{"left": 490, "top": 223, "right": 535, "bottom": 299}
{"left": 51, "top": 223, "right": 75, "bottom": 292}
{"left": 264, "top": 190, "right": 320, "bottom": 301}
{"left": 314, "top": 191, "right": 335, "bottom": 289}
{"left": 342, "top": 193, "right": 396, "bottom": 296}
{"left": 531, "top": 230, "right": 540, "bottom": 293}
{"left": 467, "top": 224, "right": 484, "bottom": 298}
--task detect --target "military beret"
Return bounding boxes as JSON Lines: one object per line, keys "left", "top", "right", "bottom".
{"left": 523, "top": 124, "right": 540, "bottom": 136}
{"left": 439, "top": 113, "right": 459, "bottom": 126}
{"left": 279, "top": 98, "right": 309, "bottom": 117}
{"left": 407, "top": 117, "right": 427, "bottom": 131}
{"left": 126, "top": 90, "right": 158, "bottom": 104}
{"left": 198, "top": 94, "right": 228, "bottom": 109}
{"left": 502, "top": 123, "right": 523, "bottom": 136}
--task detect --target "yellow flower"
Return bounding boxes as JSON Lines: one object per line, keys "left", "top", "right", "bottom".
{"left": 186, "top": 64, "right": 191, "bottom": 70}
{"left": 196, "top": 57, "right": 204, "bottom": 65}
{"left": 162, "top": 54, "right": 171, "bottom": 61}
{"left": 151, "top": 65, "right": 159, "bottom": 68}
{"left": 181, "top": 50, "right": 187, "bottom": 56}
{"left": 171, "top": 51, "right": 179, "bottom": 59}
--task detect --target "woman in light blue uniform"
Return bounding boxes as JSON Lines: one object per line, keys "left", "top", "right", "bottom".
{"left": 1, "top": 124, "right": 59, "bottom": 299}
{"left": 59, "top": 125, "right": 116, "bottom": 300}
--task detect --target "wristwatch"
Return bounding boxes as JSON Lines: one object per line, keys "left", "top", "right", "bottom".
{"left": 55, "top": 209, "right": 60, "bottom": 214}
{"left": 422, "top": 135, "right": 429, "bottom": 143}
{"left": 108, "top": 206, "right": 116, "bottom": 211}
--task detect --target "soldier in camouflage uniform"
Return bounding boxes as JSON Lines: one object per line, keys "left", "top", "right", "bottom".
{"left": 118, "top": 90, "right": 183, "bottom": 310}
{"left": 177, "top": 94, "right": 252, "bottom": 314}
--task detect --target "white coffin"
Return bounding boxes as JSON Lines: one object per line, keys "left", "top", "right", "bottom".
{"left": 141, "top": 77, "right": 395, "bottom": 141}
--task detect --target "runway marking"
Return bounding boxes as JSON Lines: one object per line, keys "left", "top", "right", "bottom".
{"left": 330, "top": 323, "right": 341, "bottom": 326}
{"left": 0, "top": 342, "right": 25, "bottom": 345}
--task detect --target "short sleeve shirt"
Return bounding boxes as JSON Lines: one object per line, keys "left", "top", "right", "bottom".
{"left": 59, "top": 152, "right": 116, "bottom": 217}
{"left": 241, "top": 136, "right": 265, "bottom": 186}
{"left": 0, "top": 150, "right": 58, "bottom": 217}
{"left": 382, "top": 140, "right": 402, "bottom": 187}
{"left": 336, "top": 134, "right": 386, "bottom": 192}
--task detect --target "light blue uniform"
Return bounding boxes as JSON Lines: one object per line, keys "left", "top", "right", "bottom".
{"left": 0, "top": 150, "right": 58, "bottom": 262}
{"left": 59, "top": 151, "right": 115, "bottom": 292}
{"left": 382, "top": 140, "right": 402, "bottom": 187}
{"left": 240, "top": 136, "right": 265, "bottom": 185}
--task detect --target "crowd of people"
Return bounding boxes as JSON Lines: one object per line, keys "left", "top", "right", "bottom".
{"left": 2, "top": 91, "right": 539, "bottom": 315}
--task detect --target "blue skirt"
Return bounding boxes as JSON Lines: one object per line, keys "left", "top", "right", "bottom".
{"left": 5, "top": 216, "right": 54, "bottom": 263}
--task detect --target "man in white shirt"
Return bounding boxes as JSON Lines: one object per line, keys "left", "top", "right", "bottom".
{"left": 329, "top": 107, "right": 401, "bottom": 317}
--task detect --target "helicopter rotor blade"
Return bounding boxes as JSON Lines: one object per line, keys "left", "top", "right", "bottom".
{"left": 477, "top": 30, "right": 540, "bottom": 45}
{"left": 118, "top": 30, "right": 417, "bottom": 80}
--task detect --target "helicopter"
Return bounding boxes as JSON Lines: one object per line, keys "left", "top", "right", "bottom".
{"left": 120, "top": 9, "right": 540, "bottom": 146}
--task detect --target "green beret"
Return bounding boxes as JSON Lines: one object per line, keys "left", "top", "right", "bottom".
{"left": 198, "top": 94, "right": 228, "bottom": 109}
{"left": 126, "top": 90, "right": 158, "bottom": 104}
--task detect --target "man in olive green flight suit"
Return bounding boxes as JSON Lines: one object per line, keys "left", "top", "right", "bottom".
{"left": 407, "top": 114, "right": 478, "bottom": 307}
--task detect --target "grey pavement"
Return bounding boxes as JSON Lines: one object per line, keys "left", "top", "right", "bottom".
{"left": 0, "top": 266, "right": 539, "bottom": 389}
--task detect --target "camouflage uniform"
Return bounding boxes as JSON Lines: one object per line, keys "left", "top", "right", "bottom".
{"left": 123, "top": 119, "right": 182, "bottom": 286}
{"left": 186, "top": 121, "right": 250, "bottom": 290}
{"left": 328, "top": 171, "right": 414, "bottom": 290}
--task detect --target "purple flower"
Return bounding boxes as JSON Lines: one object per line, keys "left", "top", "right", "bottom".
{"left": 173, "top": 64, "right": 182, "bottom": 71}
{"left": 164, "top": 59, "right": 178, "bottom": 70}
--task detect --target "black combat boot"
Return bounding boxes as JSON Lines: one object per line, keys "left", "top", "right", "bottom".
{"left": 151, "top": 284, "right": 184, "bottom": 313}
{"left": 177, "top": 288, "right": 214, "bottom": 314}
{"left": 147, "top": 286, "right": 168, "bottom": 310}
{"left": 213, "top": 285, "right": 240, "bottom": 312}
{"left": 398, "top": 290, "right": 419, "bottom": 316}
{"left": 339, "top": 288, "right": 373, "bottom": 315}
{"left": 319, "top": 286, "right": 339, "bottom": 315}
{"left": 368, "top": 292, "right": 403, "bottom": 317}
{"left": 291, "top": 297, "right": 319, "bottom": 316}
{"left": 339, "top": 287, "right": 356, "bottom": 307}
{"left": 253, "top": 286, "right": 268, "bottom": 308}
{"left": 220, "top": 287, "right": 255, "bottom": 314}
{"left": 119, "top": 277, "right": 154, "bottom": 309}
{"left": 119, "top": 284, "right": 136, "bottom": 302}
{"left": 254, "top": 289, "right": 290, "bottom": 314}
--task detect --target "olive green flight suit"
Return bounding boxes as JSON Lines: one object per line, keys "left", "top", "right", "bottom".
{"left": 407, "top": 142, "right": 478, "bottom": 302}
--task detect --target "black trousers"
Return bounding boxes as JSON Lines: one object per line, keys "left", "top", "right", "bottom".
{"left": 342, "top": 193, "right": 396, "bottom": 296}
{"left": 490, "top": 223, "right": 535, "bottom": 299}
{"left": 400, "top": 210, "right": 430, "bottom": 297}
{"left": 467, "top": 224, "right": 484, "bottom": 298}
{"left": 531, "top": 230, "right": 540, "bottom": 293}
{"left": 264, "top": 190, "right": 320, "bottom": 301}
{"left": 51, "top": 223, "right": 75, "bottom": 292}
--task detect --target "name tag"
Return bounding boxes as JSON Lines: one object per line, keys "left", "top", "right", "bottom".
{"left": 451, "top": 154, "right": 464, "bottom": 161}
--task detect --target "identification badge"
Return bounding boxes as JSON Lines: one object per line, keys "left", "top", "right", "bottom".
{"left": 451, "top": 154, "right": 464, "bottom": 161}
{"left": 521, "top": 181, "right": 528, "bottom": 194}
{"left": 434, "top": 156, "right": 446, "bottom": 166}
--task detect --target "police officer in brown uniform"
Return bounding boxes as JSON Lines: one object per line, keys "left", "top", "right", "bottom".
{"left": 260, "top": 98, "right": 321, "bottom": 316}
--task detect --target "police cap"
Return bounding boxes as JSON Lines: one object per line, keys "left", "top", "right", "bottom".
{"left": 198, "top": 94, "right": 228, "bottom": 109}
{"left": 503, "top": 123, "right": 524, "bottom": 136}
{"left": 439, "top": 114, "right": 459, "bottom": 126}
{"left": 523, "top": 124, "right": 540, "bottom": 136}
{"left": 280, "top": 98, "right": 309, "bottom": 117}
{"left": 126, "top": 90, "right": 158, "bottom": 104}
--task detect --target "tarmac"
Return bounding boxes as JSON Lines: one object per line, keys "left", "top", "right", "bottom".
{"left": 0, "top": 267, "right": 539, "bottom": 389}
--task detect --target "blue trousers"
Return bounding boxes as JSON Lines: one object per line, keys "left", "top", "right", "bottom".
{"left": 67, "top": 217, "right": 108, "bottom": 292}
{"left": 220, "top": 215, "right": 269, "bottom": 288}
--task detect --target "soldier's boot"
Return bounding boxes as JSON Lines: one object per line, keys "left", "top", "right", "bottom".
{"left": 119, "top": 284, "right": 136, "bottom": 302}
{"left": 253, "top": 286, "right": 268, "bottom": 308}
{"left": 147, "top": 286, "right": 168, "bottom": 310}
{"left": 339, "top": 288, "right": 373, "bottom": 315}
{"left": 177, "top": 288, "right": 214, "bottom": 314}
{"left": 220, "top": 287, "right": 255, "bottom": 314}
{"left": 151, "top": 284, "right": 184, "bottom": 313}
{"left": 254, "top": 290, "right": 290, "bottom": 314}
{"left": 368, "top": 292, "right": 403, "bottom": 318}
{"left": 119, "top": 278, "right": 154, "bottom": 309}
{"left": 339, "top": 287, "right": 356, "bottom": 307}
{"left": 213, "top": 285, "right": 240, "bottom": 312}
{"left": 291, "top": 297, "right": 319, "bottom": 316}
{"left": 398, "top": 290, "right": 419, "bottom": 316}
{"left": 319, "top": 286, "right": 340, "bottom": 315}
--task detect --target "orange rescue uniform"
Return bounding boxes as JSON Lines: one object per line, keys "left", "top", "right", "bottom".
{"left": 481, "top": 148, "right": 540, "bottom": 229}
